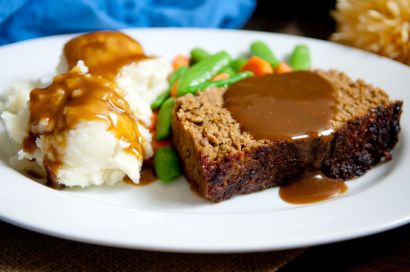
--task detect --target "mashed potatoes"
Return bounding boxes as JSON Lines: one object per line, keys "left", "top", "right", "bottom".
{"left": 1, "top": 62, "right": 155, "bottom": 187}
{"left": 59, "top": 31, "right": 172, "bottom": 127}
{"left": 0, "top": 31, "right": 172, "bottom": 188}
{"left": 115, "top": 57, "right": 171, "bottom": 126}
{"left": 45, "top": 122, "right": 142, "bottom": 186}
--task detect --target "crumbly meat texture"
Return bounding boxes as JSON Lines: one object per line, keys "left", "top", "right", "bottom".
{"left": 172, "top": 70, "right": 402, "bottom": 202}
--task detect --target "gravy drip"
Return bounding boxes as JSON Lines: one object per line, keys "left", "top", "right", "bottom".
{"left": 64, "top": 31, "right": 147, "bottom": 81}
{"left": 279, "top": 172, "right": 347, "bottom": 204}
{"left": 23, "top": 68, "right": 143, "bottom": 180}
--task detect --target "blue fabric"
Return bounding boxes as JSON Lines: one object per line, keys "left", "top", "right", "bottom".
{"left": 0, "top": 0, "right": 256, "bottom": 45}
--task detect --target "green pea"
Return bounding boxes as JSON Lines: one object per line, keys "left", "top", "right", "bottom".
{"left": 177, "top": 51, "right": 231, "bottom": 96}
{"left": 154, "top": 146, "right": 181, "bottom": 183}
{"left": 178, "top": 71, "right": 253, "bottom": 95}
{"left": 169, "top": 66, "right": 188, "bottom": 86}
{"left": 250, "top": 41, "right": 279, "bottom": 68}
{"left": 289, "top": 44, "right": 311, "bottom": 70}
{"left": 151, "top": 67, "right": 188, "bottom": 110}
{"left": 156, "top": 97, "right": 175, "bottom": 140}
{"left": 190, "top": 48, "right": 211, "bottom": 63}
{"left": 230, "top": 57, "right": 247, "bottom": 72}
{"left": 151, "top": 91, "right": 169, "bottom": 110}
{"left": 219, "top": 66, "right": 236, "bottom": 77}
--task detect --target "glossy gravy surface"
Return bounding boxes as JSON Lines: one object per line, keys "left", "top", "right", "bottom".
{"left": 223, "top": 71, "right": 336, "bottom": 141}
{"left": 23, "top": 68, "right": 143, "bottom": 180}
{"left": 279, "top": 173, "right": 347, "bottom": 204}
{"left": 223, "top": 71, "right": 345, "bottom": 203}
{"left": 64, "top": 31, "right": 146, "bottom": 81}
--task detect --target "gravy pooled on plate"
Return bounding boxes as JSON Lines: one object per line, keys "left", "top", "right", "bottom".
{"left": 279, "top": 172, "right": 347, "bottom": 204}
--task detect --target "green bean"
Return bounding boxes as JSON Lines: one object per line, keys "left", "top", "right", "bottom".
{"left": 219, "top": 66, "right": 236, "bottom": 77}
{"left": 190, "top": 48, "right": 211, "bottom": 63}
{"left": 178, "top": 71, "right": 253, "bottom": 95}
{"left": 169, "top": 66, "right": 188, "bottom": 86}
{"left": 250, "top": 41, "right": 279, "bottom": 68}
{"left": 156, "top": 97, "right": 175, "bottom": 140}
{"left": 151, "top": 91, "right": 169, "bottom": 110}
{"left": 177, "top": 51, "right": 231, "bottom": 96}
{"left": 151, "top": 67, "right": 188, "bottom": 110}
{"left": 230, "top": 57, "right": 247, "bottom": 72}
{"left": 154, "top": 146, "right": 181, "bottom": 183}
{"left": 289, "top": 44, "right": 311, "bottom": 70}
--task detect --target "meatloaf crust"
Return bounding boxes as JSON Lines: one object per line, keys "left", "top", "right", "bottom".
{"left": 172, "top": 70, "right": 403, "bottom": 202}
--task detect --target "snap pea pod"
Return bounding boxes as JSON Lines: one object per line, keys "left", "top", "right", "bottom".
{"left": 230, "top": 57, "right": 247, "bottom": 72}
{"left": 177, "top": 51, "right": 231, "bottom": 97}
{"left": 178, "top": 71, "right": 253, "bottom": 95}
{"left": 151, "top": 66, "right": 188, "bottom": 110}
{"left": 250, "top": 41, "right": 279, "bottom": 68}
{"left": 219, "top": 66, "right": 236, "bottom": 77}
{"left": 169, "top": 66, "right": 189, "bottom": 85}
{"left": 190, "top": 48, "right": 211, "bottom": 63}
{"left": 150, "top": 91, "right": 169, "bottom": 110}
{"left": 289, "top": 44, "right": 311, "bottom": 70}
{"left": 154, "top": 146, "right": 181, "bottom": 183}
{"left": 156, "top": 97, "right": 175, "bottom": 140}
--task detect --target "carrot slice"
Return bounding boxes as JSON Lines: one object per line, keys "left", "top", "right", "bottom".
{"left": 170, "top": 80, "right": 179, "bottom": 97}
{"left": 149, "top": 111, "right": 158, "bottom": 132}
{"left": 153, "top": 138, "right": 172, "bottom": 150}
{"left": 212, "top": 73, "right": 230, "bottom": 81}
{"left": 275, "top": 62, "right": 293, "bottom": 74}
{"left": 172, "top": 55, "right": 190, "bottom": 70}
{"left": 240, "top": 56, "right": 273, "bottom": 76}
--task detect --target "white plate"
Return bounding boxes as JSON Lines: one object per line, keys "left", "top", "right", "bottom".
{"left": 0, "top": 28, "right": 409, "bottom": 253}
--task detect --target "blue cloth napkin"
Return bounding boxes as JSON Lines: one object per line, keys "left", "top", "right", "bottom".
{"left": 0, "top": 0, "right": 256, "bottom": 45}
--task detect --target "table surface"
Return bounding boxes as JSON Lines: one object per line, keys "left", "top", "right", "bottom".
{"left": 282, "top": 224, "right": 410, "bottom": 271}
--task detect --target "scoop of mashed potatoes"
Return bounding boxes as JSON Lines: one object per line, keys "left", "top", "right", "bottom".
{"left": 58, "top": 31, "right": 172, "bottom": 128}
{"left": 1, "top": 31, "right": 172, "bottom": 188}
{"left": 1, "top": 63, "right": 151, "bottom": 187}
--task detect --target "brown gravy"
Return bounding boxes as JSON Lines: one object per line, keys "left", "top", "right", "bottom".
{"left": 279, "top": 173, "right": 347, "bottom": 204}
{"left": 223, "top": 71, "right": 336, "bottom": 141}
{"left": 223, "top": 71, "right": 343, "bottom": 204}
{"left": 26, "top": 170, "right": 43, "bottom": 179}
{"left": 139, "top": 161, "right": 158, "bottom": 185}
{"left": 64, "top": 31, "right": 147, "bottom": 82}
{"left": 23, "top": 67, "right": 143, "bottom": 181}
{"left": 124, "top": 161, "right": 157, "bottom": 186}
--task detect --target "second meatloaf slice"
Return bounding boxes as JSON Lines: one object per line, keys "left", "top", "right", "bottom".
{"left": 172, "top": 70, "right": 402, "bottom": 202}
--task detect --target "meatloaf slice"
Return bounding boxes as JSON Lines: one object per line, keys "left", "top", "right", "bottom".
{"left": 172, "top": 70, "right": 403, "bottom": 202}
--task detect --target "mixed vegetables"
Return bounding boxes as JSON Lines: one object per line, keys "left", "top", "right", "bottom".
{"left": 150, "top": 41, "right": 311, "bottom": 183}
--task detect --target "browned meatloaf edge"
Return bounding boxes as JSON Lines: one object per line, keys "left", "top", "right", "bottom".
{"left": 172, "top": 70, "right": 403, "bottom": 202}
